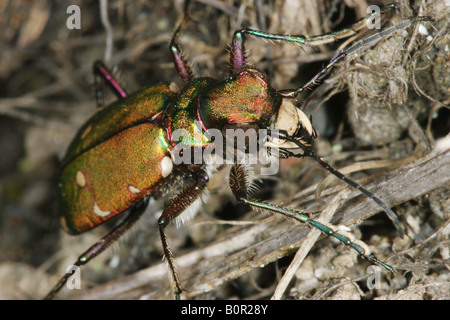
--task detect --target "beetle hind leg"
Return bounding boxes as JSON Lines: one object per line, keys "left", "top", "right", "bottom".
{"left": 93, "top": 61, "right": 128, "bottom": 108}
{"left": 44, "top": 199, "right": 149, "bottom": 300}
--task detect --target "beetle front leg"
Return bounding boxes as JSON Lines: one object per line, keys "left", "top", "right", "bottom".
{"left": 229, "top": 5, "right": 397, "bottom": 75}
{"left": 273, "top": 130, "right": 406, "bottom": 236}
{"left": 158, "top": 168, "right": 209, "bottom": 299}
{"left": 170, "top": 41, "right": 194, "bottom": 85}
{"left": 230, "top": 5, "right": 430, "bottom": 96}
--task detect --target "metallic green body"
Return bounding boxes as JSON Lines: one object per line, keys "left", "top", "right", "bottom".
{"left": 49, "top": 6, "right": 408, "bottom": 299}
{"left": 60, "top": 83, "right": 175, "bottom": 234}
{"left": 60, "top": 69, "right": 281, "bottom": 234}
{"left": 198, "top": 68, "right": 281, "bottom": 130}
{"left": 60, "top": 123, "right": 171, "bottom": 234}
{"left": 63, "top": 83, "right": 175, "bottom": 166}
{"left": 164, "top": 77, "right": 215, "bottom": 146}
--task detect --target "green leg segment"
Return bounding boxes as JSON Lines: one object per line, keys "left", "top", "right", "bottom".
{"left": 241, "top": 198, "right": 394, "bottom": 272}
{"left": 229, "top": 3, "right": 431, "bottom": 97}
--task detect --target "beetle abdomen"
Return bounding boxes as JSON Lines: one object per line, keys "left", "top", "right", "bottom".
{"left": 59, "top": 122, "right": 173, "bottom": 234}
{"left": 63, "top": 83, "right": 176, "bottom": 166}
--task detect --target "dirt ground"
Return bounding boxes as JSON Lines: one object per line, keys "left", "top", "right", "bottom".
{"left": 0, "top": 0, "right": 448, "bottom": 300}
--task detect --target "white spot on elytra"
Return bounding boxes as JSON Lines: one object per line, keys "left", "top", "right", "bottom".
{"left": 93, "top": 201, "right": 111, "bottom": 217}
{"left": 160, "top": 156, "right": 173, "bottom": 178}
{"left": 76, "top": 170, "right": 86, "bottom": 187}
{"left": 60, "top": 216, "right": 68, "bottom": 231}
{"left": 128, "top": 185, "right": 141, "bottom": 194}
{"left": 80, "top": 125, "right": 92, "bottom": 139}
{"left": 169, "top": 82, "right": 180, "bottom": 93}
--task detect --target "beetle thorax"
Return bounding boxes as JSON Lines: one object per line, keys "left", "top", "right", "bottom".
{"left": 198, "top": 67, "right": 281, "bottom": 132}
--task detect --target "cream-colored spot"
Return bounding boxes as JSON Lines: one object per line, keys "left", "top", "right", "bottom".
{"left": 93, "top": 201, "right": 111, "bottom": 217}
{"left": 80, "top": 124, "right": 93, "bottom": 140}
{"left": 169, "top": 82, "right": 181, "bottom": 93}
{"left": 160, "top": 156, "right": 173, "bottom": 178}
{"left": 128, "top": 185, "right": 141, "bottom": 194}
{"left": 60, "top": 216, "right": 68, "bottom": 231}
{"left": 76, "top": 170, "right": 86, "bottom": 187}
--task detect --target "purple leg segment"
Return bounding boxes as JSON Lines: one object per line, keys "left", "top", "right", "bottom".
{"left": 93, "top": 61, "right": 127, "bottom": 107}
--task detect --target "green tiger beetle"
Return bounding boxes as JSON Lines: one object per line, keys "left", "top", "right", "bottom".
{"left": 44, "top": 2, "right": 431, "bottom": 299}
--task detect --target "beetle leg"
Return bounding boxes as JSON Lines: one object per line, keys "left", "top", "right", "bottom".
{"left": 170, "top": 0, "right": 194, "bottom": 84}
{"left": 278, "top": 15, "right": 432, "bottom": 98}
{"left": 44, "top": 198, "right": 149, "bottom": 300}
{"left": 229, "top": 5, "right": 396, "bottom": 76}
{"left": 229, "top": 29, "right": 248, "bottom": 75}
{"left": 158, "top": 168, "right": 209, "bottom": 299}
{"left": 230, "top": 5, "right": 430, "bottom": 95}
{"left": 93, "top": 60, "right": 128, "bottom": 107}
{"left": 273, "top": 130, "right": 406, "bottom": 236}
{"left": 170, "top": 42, "right": 194, "bottom": 85}
{"left": 228, "top": 164, "right": 394, "bottom": 272}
